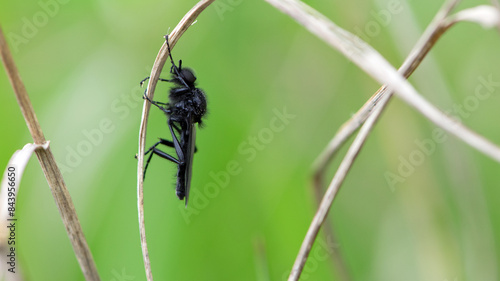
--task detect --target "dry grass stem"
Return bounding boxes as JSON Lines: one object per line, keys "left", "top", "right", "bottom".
{"left": 309, "top": 2, "right": 460, "bottom": 279}
{"left": 266, "top": 0, "right": 500, "bottom": 162}
{"left": 313, "top": 0, "right": 500, "bottom": 191}
{"left": 293, "top": 89, "right": 392, "bottom": 281}
{"left": 312, "top": 0, "right": 459, "bottom": 196}
{"left": 265, "top": 0, "right": 500, "bottom": 279}
{"left": 312, "top": 0, "right": 500, "bottom": 192}
{"left": 136, "top": 1, "right": 215, "bottom": 280}
{"left": 0, "top": 143, "right": 49, "bottom": 281}
{"left": 0, "top": 27, "right": 100, "bottom": 280}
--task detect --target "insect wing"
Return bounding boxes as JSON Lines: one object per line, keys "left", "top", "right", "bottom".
{"left": 183, "top": 121, "right": 196, "bottom": 206}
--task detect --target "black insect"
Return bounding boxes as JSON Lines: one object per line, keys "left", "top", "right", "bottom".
{"left": 141, "top": 35, "right": 207, "bottom": 206}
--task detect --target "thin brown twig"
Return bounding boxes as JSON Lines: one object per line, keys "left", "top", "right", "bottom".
{"left": 263, "top": 0, "right": 500, "bottom": 279}
{"left": 291, "top": 84, "right": 392, "bottom": 280}
{"left": 0, "top": 143, "right": 49, "bottom": 281}
{"left": 308, "top": 2, "right": 460, "bottom": 278}
{"left": 267, "top": 0, "right": 500, "bottom": 163}
{"left": 312, "top": 0, "right": 500, "bottom": 198}
{"left": 268, "top": 0, "right": 500, "bottom": 279}
{"left": 311, "top": 0, "right": 459, "bottom": 190}
{"left": 136, "top": 1, "right": 215, "bottom": 280}
{"left": 0, "top": 27, "right": 100, "bottom": 280}
{"left": 310, "top": 2, "right": 499, "bottom": 278}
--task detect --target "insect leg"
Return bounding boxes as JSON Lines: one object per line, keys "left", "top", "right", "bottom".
{"left": 144, "top": 139, "right": 175, "bottom": 155}
{"left": 140, "top": 76, "right": 150, "bottom": 86}
{"left": 169, "top": 123, "right": 197, "bottom": 153}
{"left": 171, "top": 123, "right": 182, "bottom": 134}
{"left": 143, "top": 139, "right": 180, "bottom": 179}
{"left": 164, "top": 35, "right": 191, "bottom": 89}
{"left": 140, "top": 76, "right": 172, "bottom": 87}
{"left": 157, "top": 138, "right": 175, "bottom": 148}
{"left": 169, "top": 122, "right": 198, "bottom": 153}
{"left": 142, "top": 90, "right": 171, "bottom": 115}
{"left": 165, "top": 34, "right": 178, "bottom": 71}
{"left": 142, "top": 90, "right": 161, "bottom": 108}
{"left": 167, "top": 119, "right": 185, "bottom": 163}
{"left": 151, "top": 149, "right": 179, "bottom": 163}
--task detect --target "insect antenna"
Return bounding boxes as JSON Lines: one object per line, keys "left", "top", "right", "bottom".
{"left": 165, "top": 35, "right": 179, "bottom": 73}
{"left": 165, "top": 34, "right": 191, "bottom": 89}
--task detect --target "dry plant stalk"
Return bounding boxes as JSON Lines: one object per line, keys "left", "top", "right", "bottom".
{"left": 310, "top": 1, "right": 500, "bottom": 279}
{"left": 308, "top": 1, "right": 460, "bottom": 279}
{"left": 312, "top": 1, "right": 456, "bottom": 187}
{"left": 311, "top": 0, "right": 500, "bottom": 252}
{"left": 0, "top": 143, "right": 49, "bottom": 281}
{"left": 265, "top": 0, "right": 500, "bottom": 280}
{"left": 0, "top": 27, "right": 100, "bottom": 280}
{"left": 136, "top": 1, "right": 215, "bottom": 280}
{"left": 267, "top": 0, "right": 500, "bottom": 163}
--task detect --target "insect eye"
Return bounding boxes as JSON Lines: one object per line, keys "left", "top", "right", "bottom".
{"left": 181, "top": 69, "right": 196, "bottom": 84}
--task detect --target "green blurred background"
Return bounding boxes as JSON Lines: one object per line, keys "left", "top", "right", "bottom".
{"left": 1, "top": 0, "right": 500, "bottom": 280}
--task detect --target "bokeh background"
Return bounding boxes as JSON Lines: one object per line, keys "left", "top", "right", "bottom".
{"left": 1, "top": 0, "right": 500, "bottom": 280}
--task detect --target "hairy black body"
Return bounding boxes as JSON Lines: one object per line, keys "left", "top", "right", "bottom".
{"left": 142, "top": 35, "right": 207, "bottom": 206}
